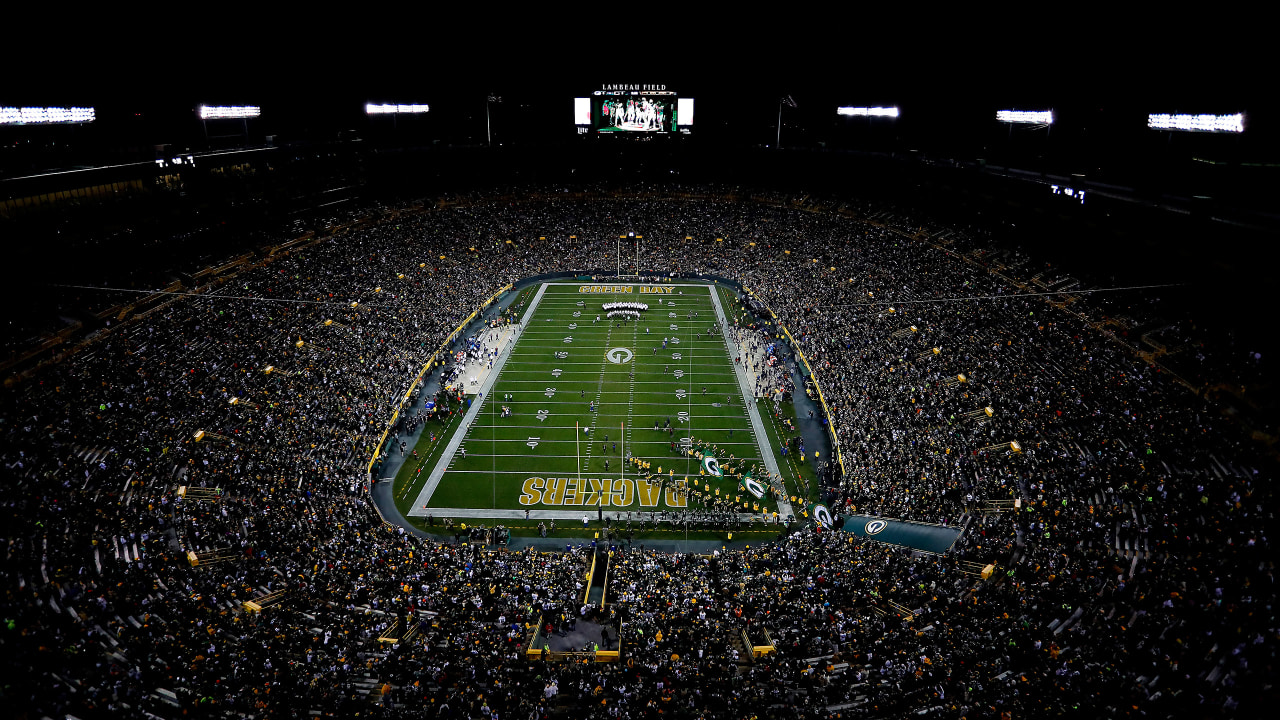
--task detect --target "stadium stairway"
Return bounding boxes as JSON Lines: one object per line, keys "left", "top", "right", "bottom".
{"left": 727, "top": 627, "right": 754, "bottom": 666}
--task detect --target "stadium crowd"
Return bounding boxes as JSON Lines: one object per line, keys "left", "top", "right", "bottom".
{"left": 1, "top": 187, "right": 1274, "bottom": 719}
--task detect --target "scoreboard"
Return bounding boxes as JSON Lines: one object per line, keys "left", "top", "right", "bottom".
{"left": 575, "top": 86, "right": 692, "bottom": 135}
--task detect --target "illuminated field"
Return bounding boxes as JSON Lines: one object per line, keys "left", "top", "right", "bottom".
{"left": 400, "top": 282, "right": 790, "bottom": 519}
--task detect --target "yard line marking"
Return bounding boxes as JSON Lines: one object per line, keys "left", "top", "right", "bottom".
{"left": 408, "top": 282, "right": 548, "bottom": 514}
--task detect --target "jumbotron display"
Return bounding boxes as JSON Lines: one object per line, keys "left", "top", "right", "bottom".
{"left": 593, "top": 93, "right": 676, "bottom": 133}
{"left": 578, "top": 86, "right": 691, "bottom": 134}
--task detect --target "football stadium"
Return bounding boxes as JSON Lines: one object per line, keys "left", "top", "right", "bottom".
{"left": 2, "top": 25, "right": 1277, "bottom": 720}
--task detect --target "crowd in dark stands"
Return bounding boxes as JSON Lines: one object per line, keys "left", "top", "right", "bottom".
{"left": 1, "top": 186, "right": 1274, "bottom": 719}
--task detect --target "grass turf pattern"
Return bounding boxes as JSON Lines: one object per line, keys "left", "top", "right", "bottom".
{"left": 402, "top": 283, "right": 779, "bottom": 515}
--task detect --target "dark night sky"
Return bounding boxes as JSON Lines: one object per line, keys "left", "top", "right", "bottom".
{"left": 8, "top": 11, "right": 1268, "bottom": 128}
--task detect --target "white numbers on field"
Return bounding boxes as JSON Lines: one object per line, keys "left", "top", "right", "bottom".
{"left": 677, "top": 411, "right": 690, "bottom": 423}
{"left": 551, "top": 368, "right": 562, "bottom": 378}
{"left": 527, "top": 437, "right": 540, "bottom": 449}
{"left": 670, "top": 324, "right": 679, "bottom": 330}
{"left": 545, "top": 387, "right": 557, "bottom": 397}
{"left": 555, "top": 351, "right": 568, "bottom": 359}
{"left": 675, "top": 388, "right": 687, "bottom": 399}
{"left": 576, "top": 301, "right": 585, "bottom": 306}
{"left": 672, "top": 353, "right": 682, "bottom": 360}
{"left": 563, "top": 337, "right": 573, "bottom": 343}
{"left": 670, "top": 337, "right": 679, "bottom": 345}
{"left": 536, "top": 410, "right": 549, "bottom": 422}
{"left": 568, "top": 323, "right": 578, "bottom": 330}
{"left": 673, "top": 369, "right": 685, "bottom": 379}
{"left": 668, "top": 312, "right": 677, "bottom": 318}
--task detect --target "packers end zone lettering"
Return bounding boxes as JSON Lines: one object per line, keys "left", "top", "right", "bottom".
{"left": 578, "top": 285, "right": 675, "bottom": 294}
{"left": 520, "top": 477, "right": 687, "bottom": 507}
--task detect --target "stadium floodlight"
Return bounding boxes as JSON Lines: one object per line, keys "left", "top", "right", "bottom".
{"left": 997, "top": 110, "right": 1053, "bottom": 124}
{"left": 837, "top": 106, "right": 899, "bottom": 118}
{"left": 0, "top": 106, "right": 95, "bottom": 125}
{"left": 365, "top": 103, "right": 430, "bottom": 115}
{"left": 198, "top": 105, "right": 261, "bottom": 120}
{"left": 1147, "top": 113, "right": 1243, "bottom": 133}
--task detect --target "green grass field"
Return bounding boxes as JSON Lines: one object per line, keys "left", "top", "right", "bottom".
{"left": 396, "top": 282, "right": 786, "bottom": 518}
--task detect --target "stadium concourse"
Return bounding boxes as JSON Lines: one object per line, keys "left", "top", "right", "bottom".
{"left": 1, "top": 186, "right": 1274, "bottom": 719}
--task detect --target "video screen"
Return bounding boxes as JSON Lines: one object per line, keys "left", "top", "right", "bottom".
{"left": 592, "top": 94, "right": 677, "bottom": 133}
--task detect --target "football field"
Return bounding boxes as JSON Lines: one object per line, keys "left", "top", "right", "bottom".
{"left": 403, "top": 282, "right": 792, "bottom": 520}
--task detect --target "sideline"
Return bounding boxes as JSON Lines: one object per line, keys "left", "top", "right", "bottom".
{"left": 711, "top": 287, "right": 795, "bottom": 520}
{"left": 407, "top": 283, "right": 550, "bottom": 514}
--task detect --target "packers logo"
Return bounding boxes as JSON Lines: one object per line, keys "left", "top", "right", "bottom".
{"left": 813, "top": 504, "right": 833, "bottom": 529}
{"left": 702, "top": 456, "right": 723, "bottom": 477}
{"left": 865, "top": 519, "right": 888, "bottom": 535}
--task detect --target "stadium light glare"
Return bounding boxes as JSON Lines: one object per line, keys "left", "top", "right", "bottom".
{"left": 199, "top": 105, "right": 261, "bottom": 120}
{"left": 0, "top": 106, "right": 95, "bottom": 125}
{"left": 1147, "top": 112, "right": 1243, "bottom": 133}
{"left": 997, "top": 110, "right": 1053, "bottom": 124}
{"left": 365, "top": 103, "right": 430, "bottom": 115}
{"left": 837, "top": 106, "right": 899, "bottom": 118}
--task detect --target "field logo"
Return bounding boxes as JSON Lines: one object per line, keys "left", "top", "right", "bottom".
{"left": 606, "top": 347, "right": 634, "bottom": 364}
{"left": 865, "top": 518, "right": 888, "bottom": 535}
{"left": 813, "top": 504, "right": 833, "bottom": 529}
{"left": 702, "top": 455, "right": 723, "bottom": 476}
